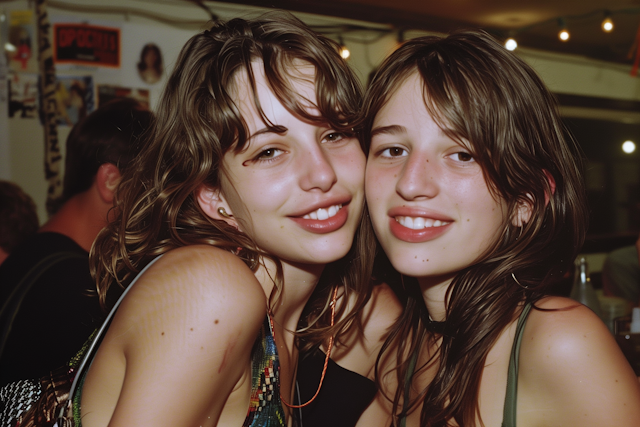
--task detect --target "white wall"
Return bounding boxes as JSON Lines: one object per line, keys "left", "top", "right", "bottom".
{"left": 1, "top": 0, "right": 639, "bottom": 222}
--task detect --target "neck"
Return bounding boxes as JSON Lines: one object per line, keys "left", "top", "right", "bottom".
{"left": 255, "top": 258, "right": 324, "bottom": 333}
{"left": 417, "top": 274, "right": 455, "bottom": 322}
{"left": 39, "top": 189, "right": 109, "bottom": 252}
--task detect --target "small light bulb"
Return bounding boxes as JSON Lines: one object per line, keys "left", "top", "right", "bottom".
{"left": 505, "top": 38, "right": 518, "bottom": 51}
{"left": 623, "top": 140, "right": 636, "bottom": 154}
{"left": 4, "top": 42, "right": 16, "bottom": 52}
{"left": 559, "top": 29, "right": 570, "bottom": 41}
{"left": 602, "top": 18, "right": 614, "bottom": 32}
{"left": 340, "top": 46, "right": 350, "bottom": 60}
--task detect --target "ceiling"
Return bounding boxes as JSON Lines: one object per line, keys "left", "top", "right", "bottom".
{"left": 220, "top": 0, "right": 640, "bottom": 65}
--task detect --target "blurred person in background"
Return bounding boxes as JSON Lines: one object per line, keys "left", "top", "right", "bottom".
{"left": 0, "top": 98, "right": 153, "bottom": 386}
{"left": 0, "top": 180, "right": 39, "bottom": 265}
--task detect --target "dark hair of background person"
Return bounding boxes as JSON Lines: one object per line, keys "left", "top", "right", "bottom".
{"left": 90, "top": 12, "right": 375, "bottom": 350}
{"left": 60, "top": 97, "right": 153, "bottom": 206}
{"left": 363, "top": 30, "right": 589, "bottom": 427}
{"left": 0, "top": 181, "right": 39, "bottom": 255}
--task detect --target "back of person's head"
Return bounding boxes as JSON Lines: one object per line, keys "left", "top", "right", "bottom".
{"left": 92, "top": 13, "right": 367, "bottom": 312}
{"left": 61, "top": 97, "right": 153, "bottom": 204}
{"left": 365, "top": 30, "right": 589, "bottom": 426}
{"left": 0, "top": 180, "right": 39, "bottom": 258}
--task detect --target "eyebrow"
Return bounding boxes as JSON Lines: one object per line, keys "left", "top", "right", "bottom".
{"left": 370, "top": 125, "right": 406, "bottom": 138}
{"left": 248, "top": 125, "right": 288, "bottom": 141}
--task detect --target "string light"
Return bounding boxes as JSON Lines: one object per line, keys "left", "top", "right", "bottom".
{"left": 505, "top": 38, "right": 518, "bottom": 51}
{"left": 623, "top": 140, "right": 636, "bottom": 154}
{"left": 602, "top": 11, "right": 614, "bottom": 32}
{"left": 338, "top": 36, "right": 350, "bottom": 60}
{"left": 558, "top": 18, "right": 570, "bottom": 42}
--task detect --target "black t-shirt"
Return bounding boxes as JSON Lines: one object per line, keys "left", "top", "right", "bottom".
{"left": 0, "top": 232, "right": 104, "bottom": 385}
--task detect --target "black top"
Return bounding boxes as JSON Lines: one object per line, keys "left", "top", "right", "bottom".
{"left": 297, "top": 348, "right": 377, "bottom": 427}
{"left": 0, "top": 232, "right": 103, "bottom": 385}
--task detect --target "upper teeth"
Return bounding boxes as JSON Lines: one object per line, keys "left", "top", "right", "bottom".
{"left": 303, "top": 204, "right": 342, "bottom": 220}
{"left": 396, "top": 216, "right": 450, "bottom": 230}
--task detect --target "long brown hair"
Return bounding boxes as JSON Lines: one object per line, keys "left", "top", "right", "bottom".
{"left": 363, "top": 30, "right": 588, "bottom": 426}
{"left": 90, "top": 12, "right": 373, "bottom": 347}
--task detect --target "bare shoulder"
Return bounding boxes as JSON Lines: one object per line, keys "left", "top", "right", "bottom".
{"left": 112, "top": 245, "right": 267, "bottom": 348}
{"left": 82, "top": 245, "right": 267, "bottom": 426}
{"left": 521, "top": 296, "right": 615, "bottom": 360}
{"left": 517, "top": 296, "right": 640, "bottom": 426}
{"left": 329, "top": 281, "right": 402, "bottom": 378}
{"left": 361, "top": 281, "right": 403, "bottom": 343}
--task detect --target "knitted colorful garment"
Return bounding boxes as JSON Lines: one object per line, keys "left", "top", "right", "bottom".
{"left": 243, "top": 316, "right": 287, "bottom": 427}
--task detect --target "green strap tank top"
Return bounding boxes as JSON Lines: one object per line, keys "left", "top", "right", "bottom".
{"left": 398, "top": 302, "right": 533, "bottom": 427}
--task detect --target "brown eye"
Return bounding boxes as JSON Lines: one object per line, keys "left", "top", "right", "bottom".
{"left": 380, "top": 147, "right": 407, "bottom": 158}
{"left": 451, "top": 152, "right": 474, "bottom": 162}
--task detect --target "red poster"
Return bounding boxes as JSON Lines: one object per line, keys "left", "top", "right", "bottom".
{"left": 53, "top": 23, "right": 120, "bottom": 67}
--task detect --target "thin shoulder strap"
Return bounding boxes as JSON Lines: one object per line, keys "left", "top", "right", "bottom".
{"left": 502, "top": 302, "right": 533, "bottom": 427}
{"left": 59, "top": 254, "right": 165, "bottom": 418}
{"left": 398, "top": 345, "right": 420, "bottom": 427}
{"left": 0, "top": 251, "right": 87, "bottom": 358}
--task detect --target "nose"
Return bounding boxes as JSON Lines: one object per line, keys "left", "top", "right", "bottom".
{"left": 300, "top": 146, "right": 338, "bottom": 192}
{"left": 396, "top": 152, "right": 439, "bottom": 200}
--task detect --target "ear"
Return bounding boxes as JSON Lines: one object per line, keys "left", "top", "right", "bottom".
{"left": 196, "top": 185, "right": 238, "bottom": 229}
{"left": 512, "top": 170, "right": 556, "bottom": 227}
{"left": 96, "top": 163, "right": 121, "bottom": 204}
{"left": 543, "top": 169, "right": 556, "bottom": 206}
{"left": 511, "top": 195, "right": 532, "bottom": 227}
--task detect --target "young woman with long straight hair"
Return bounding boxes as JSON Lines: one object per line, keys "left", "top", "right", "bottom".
{"left": 363, "top": 30, "right": 640, "bottom": 427}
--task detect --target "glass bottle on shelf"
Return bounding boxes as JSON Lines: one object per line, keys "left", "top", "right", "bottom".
{"left": 569, "top": 257, "right": 603, "bottom": 320}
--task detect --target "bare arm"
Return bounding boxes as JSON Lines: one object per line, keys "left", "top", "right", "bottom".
{"left": 519, "top": 296, "right": 640, "bottom": 427}
{"left": 81, "top": 246, "right": 266, "bottom": 427}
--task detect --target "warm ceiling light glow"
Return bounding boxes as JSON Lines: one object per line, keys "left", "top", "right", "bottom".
{"left": 623, "top": 140, "right": 636, "bottom": 154}
{"left": 559, "top": 29, "right": 570, "bottom": 41}
{"left": 602, "top": 17, "right": 614, "bottom": 32}
{"left": 340, "top": 46, "right": 350, "bottom": 59}
{"left": 505, "top": 38, "right": 518, "bottom": 51}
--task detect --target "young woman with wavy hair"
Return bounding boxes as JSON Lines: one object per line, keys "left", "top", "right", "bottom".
{"left": 363, "top": 30, "right": 640, "bottom": 427}
{"left": 81, "top": 13, "right": 398, "bottom": 427}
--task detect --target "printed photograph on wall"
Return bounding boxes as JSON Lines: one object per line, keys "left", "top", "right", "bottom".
{"left": 4, "top": 10, "right": 38, "bottom": 74}
{"left": 97, "top": 84, "right": 149, "bottom": 109}
{"left": 8, "top": 73, "right": 38, "bottom": 119}
{"left": 54, "top": 76, "right": 95, "bottom": 126}
{"left": 137, "top": 43, "right": 163, "bottom": 84}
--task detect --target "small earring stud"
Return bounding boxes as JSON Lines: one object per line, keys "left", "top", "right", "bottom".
{"left": 217, "top": 207, "right": 232, "bottom": 218}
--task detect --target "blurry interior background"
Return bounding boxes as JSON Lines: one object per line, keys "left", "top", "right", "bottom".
{"left": 2, "top": 0, "right": 640, "bottom": 252}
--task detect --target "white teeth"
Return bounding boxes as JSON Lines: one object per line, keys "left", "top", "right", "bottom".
{"left": 303, "top": 204, "right": 342, "bottom": 220}
{"left": 396, "top": 216, "right": 450, "bottom": 230}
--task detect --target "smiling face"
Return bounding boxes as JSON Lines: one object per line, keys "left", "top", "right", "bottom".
{"left": 219, "top": 61, "right": 365, "bottom": 267}
{"left": 365, "top": 72, "right": 507, "bottom": 286}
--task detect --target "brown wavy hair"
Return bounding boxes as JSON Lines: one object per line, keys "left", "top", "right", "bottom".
{"left": 363, "top": 30, "right": 588, "bottom": 426}
{"left": 90, "top": 12, "right": 374, "bottom": 347}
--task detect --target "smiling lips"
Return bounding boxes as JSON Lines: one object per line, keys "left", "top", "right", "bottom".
{"left": 389, "top": 214, "right": 452, "bottom": 243}
{"left": 290, "top": 204, "right": 349, "bottom": 234}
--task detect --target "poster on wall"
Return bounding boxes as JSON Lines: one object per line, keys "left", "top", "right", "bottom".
{"left": 137, "top": 43, "right": 164, "bottom": 84}
{"left": 8, "top": 73, "right": 38, "bottom": 119}
{"left": 54, "top": 23, "right": 120, "bottom": 68}
{"left": 4, "top": 10, "right": 38, "bottom": 74}
{"left": 97, "top": 85, "right": 149, "bottom": 109}
{"left": 53, "top": 76, "right": 95, "bottom": 126}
